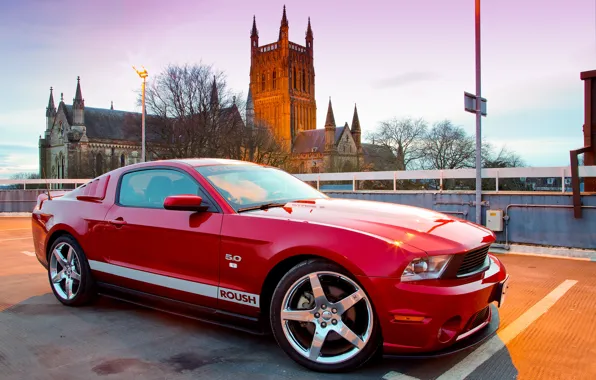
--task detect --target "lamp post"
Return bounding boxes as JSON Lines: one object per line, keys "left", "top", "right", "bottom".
{"left": 133, "top": 66, "right": 148, "bottom": 162}
{"left": 474, "top": 0, "right": 482, "bottom": 225}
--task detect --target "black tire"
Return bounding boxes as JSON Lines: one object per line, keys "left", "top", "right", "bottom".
{"left": 270, "top": 259, "right": 381, "bottom": 372}
{"left": 47, "top": 235, "right": 97, "bottom": 306}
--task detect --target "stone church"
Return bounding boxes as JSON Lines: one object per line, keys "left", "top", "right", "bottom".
{"left": 39, "top": 6, "right": 393, "bottom": 179}
{"left": 248, "top": 6, "right": 391, "bottom": 173}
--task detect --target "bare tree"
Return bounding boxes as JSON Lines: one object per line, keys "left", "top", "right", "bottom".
{"left": 421, "top": 120, "right": 476, "bottom": 170}
{"left": 240, "top": 120, "right": 291, "bottom": 168}
{"left": 483, "top": 144, "right": 525, "bottom": 168}
{"left": 128, "top": 63, "right": 245, "bottom": 160}
{"left": 367, "top": 117, "right": 427, "bottom": 170}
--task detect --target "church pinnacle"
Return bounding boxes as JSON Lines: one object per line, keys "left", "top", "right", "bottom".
{"left": 351, "top": 104, "right": 360, "bottom": 132}
{"left": 281, "top": 5, "right": 288, "bottom": 27}
{"left": 251, "top": 15, "right": 258, "bottom": 37}
{"left": 325, "top": 97, "right": 336, "bottom": 128}
{"left": 73, "top": 76, "right": 84, "bottom": 109}
{"left": 46, "top": 87, "right": 56, "bottom": 117}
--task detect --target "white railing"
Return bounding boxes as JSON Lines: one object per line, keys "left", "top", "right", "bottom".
{"left": 0, "top": 178, "right": 89, "bottom": 190}
{"left": 295, "top": 166, "right": 596, "bottom": 192}
{"left": 1, "top": 166, "right": 595, "bottom": 192}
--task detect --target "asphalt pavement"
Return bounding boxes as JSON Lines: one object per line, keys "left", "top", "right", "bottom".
{"left": 1, "top": 217, "right": 594, "bottom": 380}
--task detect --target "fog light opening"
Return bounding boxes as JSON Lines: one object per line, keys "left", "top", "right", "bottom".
{"left": 438, "top": 316, "right": 462, "bottom": 343}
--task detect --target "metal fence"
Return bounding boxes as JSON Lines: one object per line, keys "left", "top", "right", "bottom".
{"left": 294, "top": 166, "right": 596, "bottom": 192}
{"left": 0, "top": 166, "right": 595, "bottom": 192}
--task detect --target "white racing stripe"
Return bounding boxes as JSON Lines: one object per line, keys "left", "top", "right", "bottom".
{"left": 435, "top": 279, "right": 578, "bottom": 380}
{"left": 88, "top": 260, "right": 260, "bottom": 308}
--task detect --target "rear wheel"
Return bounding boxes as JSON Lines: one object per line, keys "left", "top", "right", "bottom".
{"left": 270, "top": 260, "right": 380, "bottom": 372}
{"left": 48, "top": 235, "right": 96, "bottom": 306}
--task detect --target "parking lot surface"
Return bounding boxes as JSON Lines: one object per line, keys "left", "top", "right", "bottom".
{"left": 1, "top": 217, "right": 595, "bottom": 379}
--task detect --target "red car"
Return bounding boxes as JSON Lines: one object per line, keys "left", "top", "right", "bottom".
{"left": 32, "top": 159, "right": 508, "bottom": 372}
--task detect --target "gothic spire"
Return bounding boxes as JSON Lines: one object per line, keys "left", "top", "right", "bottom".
{"left": 251, "top": 15, "right": 258, "bottom": 37}
{"left": 46, "top": 87, "right": 56, "bottom": 117}
{"left": 351, "top": 103, "right": 361, "bottom": 132}
{"left": 306, "top": 17, "right": 313, "bottom": 38}
{"left": 325, "top": 97, "right": 336, "bottom": 128}
{"left": 281, "top": 5, "right": 288, "bottom": 27}
{"left": 210, "top": 76, "right": 219, "bottom": 108}
{"left": 73, "top": 76, "right": 84, "bottom": 109}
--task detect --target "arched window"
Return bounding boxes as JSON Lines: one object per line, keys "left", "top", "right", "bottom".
{"left": 95, "top": 153, "right": 103, "bottom": 176}
{"left": 272, "top": 70, "right": 276, "bottom": 90}
{"left": 261, "top": 74, "right": 265, "bottom": 91}
{"left": 120, "top": 154, "right": 125, "bottom": 167}
{"left": 302, "top": 69, "right": 305, "bottom": 92}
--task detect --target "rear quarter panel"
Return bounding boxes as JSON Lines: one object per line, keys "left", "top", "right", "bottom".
{"left": 33, "top": 197, "right": 114, "bottom": 267}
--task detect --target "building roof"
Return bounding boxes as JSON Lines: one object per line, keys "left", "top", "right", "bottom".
{"left": 61, "top": 105, "right": 242, "bottom": 143}
{"left": 293, "top": 126, "right": 346, "bottom": 154}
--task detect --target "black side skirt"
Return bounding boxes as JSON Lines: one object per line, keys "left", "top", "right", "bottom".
{"left": 96, "top": 282, "right": 268, "bottom": 336}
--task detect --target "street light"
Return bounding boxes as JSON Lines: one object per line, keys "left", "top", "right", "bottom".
{"left": 474, "top": 0, "right": 482, "bottom": 225}
{"left": 133, "top": 66, "right": 148, "bottom": 162}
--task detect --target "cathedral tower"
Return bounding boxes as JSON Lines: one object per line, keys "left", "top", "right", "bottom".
{"left": 249, "top": 5, "right": 317, "bottom": 150}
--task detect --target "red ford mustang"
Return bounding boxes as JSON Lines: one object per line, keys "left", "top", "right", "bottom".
{"left": 32, "top": 159, "right": 509, "bottom": 372}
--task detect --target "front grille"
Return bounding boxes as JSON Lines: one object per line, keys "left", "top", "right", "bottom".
{"left": 457, "top": 245, "right": 490, "bottom": 276}
{"left": 464, "top": 306, "right": 491, "bottom": 332}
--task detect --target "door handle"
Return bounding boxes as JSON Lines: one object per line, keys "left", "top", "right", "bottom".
{"left": 109, "top": 218, "right": 127, "bottom": 226}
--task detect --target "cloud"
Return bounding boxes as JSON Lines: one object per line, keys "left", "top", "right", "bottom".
{"left": 0, "top": 145, "right": 39, "bottom": 179}
{"left": 372, "top": 71, "right": 441, "bottom": 89}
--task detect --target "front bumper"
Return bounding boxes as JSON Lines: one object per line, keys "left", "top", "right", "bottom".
{"left": 369, "top": 254, "right": 508, "bottom": 355}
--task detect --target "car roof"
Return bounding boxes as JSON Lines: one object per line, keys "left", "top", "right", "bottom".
{"left": 170, "top": 158, "right": 260, "bottom": 167}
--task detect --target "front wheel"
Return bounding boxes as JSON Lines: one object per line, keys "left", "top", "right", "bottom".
{"left": 270, "top": 260, "right": 381, "bottom": 372}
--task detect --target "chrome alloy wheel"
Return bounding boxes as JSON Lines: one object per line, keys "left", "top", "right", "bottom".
{"left": 49, "top": 242, "right": 82, "bottom": 300}
{"left": 280, "top": 271, "right": 374, "bottom": 364}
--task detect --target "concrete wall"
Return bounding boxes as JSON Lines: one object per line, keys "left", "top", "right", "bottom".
{"left": 325, "top": 191, "right": 596, "bottom": 250}
{"left": 2, "top": 189, "right": 595, "bottom": 249}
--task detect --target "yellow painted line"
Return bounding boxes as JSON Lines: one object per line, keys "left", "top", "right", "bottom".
{"left": 436, "top": 279, "right": 578, "bottom": 380}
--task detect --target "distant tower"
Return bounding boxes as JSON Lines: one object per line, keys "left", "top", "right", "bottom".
{"left": 70, "top": 76, "right": 88, "bottom": 142}
{"left": 249, "top": 5, "right": 317, "bottom": 150}
{"left": 210, "top": 76, "right": 219, "bottom": 111}
{"left": 72, "top": 76, "right": 85, "bottom": 126}
{"left": 324, "top": 98, "right": 336, "bottom": 152}
{"left": 46, "top": 87, "right": 56, "bottom": 130}
{"left": 351, "top": 104, "right": 362, "bottom": 153}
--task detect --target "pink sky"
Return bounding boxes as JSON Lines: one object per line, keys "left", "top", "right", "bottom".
{"left": 0, "top": 0, "right": 595, "bottom": 177}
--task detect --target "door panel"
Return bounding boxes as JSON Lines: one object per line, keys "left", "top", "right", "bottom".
{"left": 97, "top": 168, "right": 222, "bottom": 308}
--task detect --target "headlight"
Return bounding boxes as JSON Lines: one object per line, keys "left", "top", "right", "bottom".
{"left": 401, "top": 255, "right": 452, "bottom": 282}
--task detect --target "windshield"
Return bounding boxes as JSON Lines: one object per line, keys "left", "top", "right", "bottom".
{"left": 196, "top": 164, "right": 327, "bottom": 211}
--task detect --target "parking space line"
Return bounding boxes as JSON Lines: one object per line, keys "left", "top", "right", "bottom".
{"left": 435, "top": 279, "right": 578, "bottom": 380}
{"left": 382, "top": 371, "right": 421, "bottom": 380}
{"left": 0, "top": 228, "right": 30, "bottom": 231}
{"left": 21, "top": 251, "right": 36, "bottom": 257}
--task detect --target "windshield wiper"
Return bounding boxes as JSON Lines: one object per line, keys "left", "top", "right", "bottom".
{"left": 237, "top": 202, "right": 287, "bottom": 213}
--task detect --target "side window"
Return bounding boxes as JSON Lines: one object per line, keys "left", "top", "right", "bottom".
{"left": 118, "top": 169, "right": 216, "bottom": 211}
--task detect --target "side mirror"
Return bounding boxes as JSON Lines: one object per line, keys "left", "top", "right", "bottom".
{"left": 163, "top": 195, "right": 206, "bottom": 212}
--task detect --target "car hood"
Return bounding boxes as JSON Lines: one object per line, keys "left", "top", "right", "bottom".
{"left": 245, "top": 198, "right": 495, "bottom": 254}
